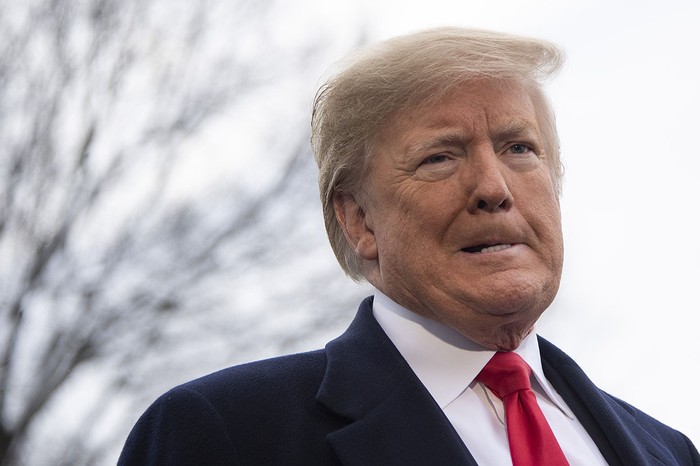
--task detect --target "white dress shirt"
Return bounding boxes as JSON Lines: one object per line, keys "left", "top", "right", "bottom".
{"left": 372, "top": 290, "right": 608, "bottom": 466}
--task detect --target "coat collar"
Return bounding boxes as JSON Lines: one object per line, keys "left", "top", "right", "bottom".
{"left": 317, "top": 297, "right": 477, "bottom": 466}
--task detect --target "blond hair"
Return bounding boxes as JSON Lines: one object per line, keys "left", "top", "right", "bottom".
{"left": 311, "top": 27, "right": 565, "bottom": 280}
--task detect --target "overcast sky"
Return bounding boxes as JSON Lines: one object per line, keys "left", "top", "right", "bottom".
{"left": 283, "top": 0, "right": 700, "bottom": 444}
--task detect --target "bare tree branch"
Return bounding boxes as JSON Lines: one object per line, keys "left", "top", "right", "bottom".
{"left": 0, "top": 0, "right": 366, "bottom": 463}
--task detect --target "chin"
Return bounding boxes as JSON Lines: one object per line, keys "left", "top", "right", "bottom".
{"left": 454, "top": 295, "right": 551, "bottom": 350}
{"left": 481, "top": 273, "right": 559, "bottom": 316}
{"left": 494, "top": 327, "right": 534, "bottom": 351}
{"left": 468, "top": 321, "right": 536, "bottom": 351}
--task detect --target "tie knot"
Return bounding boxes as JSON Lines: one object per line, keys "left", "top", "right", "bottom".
{"left": 477, "top": 352, "right": 532, "bottom": 399}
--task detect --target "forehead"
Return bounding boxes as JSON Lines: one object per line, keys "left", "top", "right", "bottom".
{"left": 378, "top": 79, "right": 539, "bottom": 145}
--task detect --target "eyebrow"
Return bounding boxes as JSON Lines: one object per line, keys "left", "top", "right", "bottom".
{"left": 491, "top": 120, "right": 541, "bottom": 144}
{"left": 406, "top": 132, "right": 467, "bottom": 156}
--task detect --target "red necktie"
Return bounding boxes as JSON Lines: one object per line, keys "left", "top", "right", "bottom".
{"left": 477, "top": 352, "right": 569, "bottom": 466}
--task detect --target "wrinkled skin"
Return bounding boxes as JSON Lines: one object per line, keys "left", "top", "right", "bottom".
{"left": 334, "top": 79, "right": 564, "bottom": 350}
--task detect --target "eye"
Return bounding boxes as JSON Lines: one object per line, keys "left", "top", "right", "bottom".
{"left": 508, "top": 143, "right": 533, "bottom": 155}
{"left": 421, "top": 154, "right": 450, "bottom": 165}
{"left": 415, "top": 152, "right": 459, "bottom": 180}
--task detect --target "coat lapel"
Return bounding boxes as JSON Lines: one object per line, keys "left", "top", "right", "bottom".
{"left": 317, "top": 297, "right": 477, "bottom": 466}
{"left": 539, "top": 336, "right": 685, "bottom": 466}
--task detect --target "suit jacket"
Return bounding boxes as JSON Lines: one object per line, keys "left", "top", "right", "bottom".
{"left": 118, "top": 297, "right": 699, "bottom": 465}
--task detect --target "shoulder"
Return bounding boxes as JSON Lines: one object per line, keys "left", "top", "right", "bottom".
{"left": 118, "top": 349, "right": 343, "bottom": 465}
{"left": 146, "top": 348, "right": 331, "bottom": 430}
{"left": 179, "top": 349, "right": 328, "bottom": 403}
{"left": 600, "top": 392, "right": 700, "bottom": 463}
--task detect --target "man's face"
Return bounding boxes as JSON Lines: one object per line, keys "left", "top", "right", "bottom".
{"left": 341, "top": 79, "right": 564, "bottom": 350}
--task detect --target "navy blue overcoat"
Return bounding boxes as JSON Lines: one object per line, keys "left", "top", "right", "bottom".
{"left": 119, "top": 297, "right": 699, "bottom": 465}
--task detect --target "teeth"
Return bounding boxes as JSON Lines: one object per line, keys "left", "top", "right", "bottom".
{"left": 480, "top": 244, "right": 512, "bottom": 253}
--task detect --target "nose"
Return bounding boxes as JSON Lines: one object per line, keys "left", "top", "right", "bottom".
{"left": 465, "top": 149, "right": 513, "bottom": 213}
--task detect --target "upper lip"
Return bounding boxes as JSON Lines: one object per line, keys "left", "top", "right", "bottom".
{"left": 459, "top": 232, "right": 524, "bottom": 253}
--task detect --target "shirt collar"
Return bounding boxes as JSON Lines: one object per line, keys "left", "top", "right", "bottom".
{"left": 371, "top": 290, "right": 574, "bottom": 419}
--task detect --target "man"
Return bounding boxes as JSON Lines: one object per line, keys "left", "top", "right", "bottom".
{"left": 119, "top": 27, "right": 699, "bottom": 465}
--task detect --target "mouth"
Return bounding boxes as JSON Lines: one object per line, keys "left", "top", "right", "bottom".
{"left": 461, "top": 243, "right": 513, "bottom": 254}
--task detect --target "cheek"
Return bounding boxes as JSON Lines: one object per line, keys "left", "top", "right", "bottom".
{"left": 520, "top": 175, "right": 564, "bottom": 257}
{"left": 544, "top": 212, "right": 564, "bottom": 265}
{"left": 536, "top": 193, "right": 562, "bottom": 232}
{"left": 538, "top": 198, "right": 564, "bottom": 268}
{"left": 373, "top": 205, "right": 442, "bottom": 271}
{"left": 398, "top": 183, "right": 465, "bottom": 234}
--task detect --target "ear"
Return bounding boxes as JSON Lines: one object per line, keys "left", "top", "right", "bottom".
{"left": 333, "top": 193, "right": 378, "bottom": 261}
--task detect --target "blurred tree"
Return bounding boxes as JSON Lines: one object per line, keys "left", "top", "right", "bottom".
{"left": 0, "top": 0, "right": 366, "bottom": 464}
